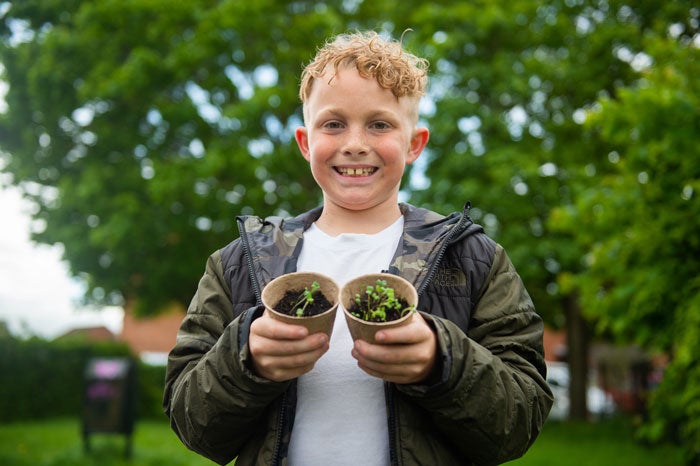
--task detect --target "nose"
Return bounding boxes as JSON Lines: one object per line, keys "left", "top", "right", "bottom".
{"left": 342, "top": 126, "right": 368, "bottom": 156}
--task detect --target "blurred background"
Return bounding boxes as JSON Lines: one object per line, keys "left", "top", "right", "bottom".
{"left": 0, "top": 1, "right": 698, "bottom": 465}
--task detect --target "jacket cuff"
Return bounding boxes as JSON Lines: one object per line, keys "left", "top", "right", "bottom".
{"left": 230, "top": 305, "right": 290, "bottom": 391}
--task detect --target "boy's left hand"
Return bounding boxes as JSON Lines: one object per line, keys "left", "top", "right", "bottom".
{"left": 351, "top": 312, "right": 437, "bottom": 384}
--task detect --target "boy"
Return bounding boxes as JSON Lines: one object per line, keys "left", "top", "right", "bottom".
{"left": 164, "top": 31, "right": 552, "bottom": 466}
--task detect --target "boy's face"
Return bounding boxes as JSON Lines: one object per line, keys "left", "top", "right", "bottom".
{"left": 295, "top": 67, "right": 429, "bottom": 215}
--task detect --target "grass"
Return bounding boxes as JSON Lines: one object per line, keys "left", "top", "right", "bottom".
{"left": 507, "top": 417, "right": 685, "bottom": 466}
{"left": 0, "top": 416, "right": 686, "bottom": 466}
{"left": 0, "top": 418, "right": 216, "bottom": 466}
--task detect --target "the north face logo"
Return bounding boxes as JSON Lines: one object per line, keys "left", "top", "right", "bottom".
{"left": 433, "top": 268, "right": 467, "bottom": 287}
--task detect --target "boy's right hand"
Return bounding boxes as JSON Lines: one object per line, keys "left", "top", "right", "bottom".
{"left": 248, "top": 310, "right": 330, "bottom": 382}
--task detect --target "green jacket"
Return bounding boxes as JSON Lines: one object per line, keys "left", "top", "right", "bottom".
{"left": 163, "top": 203, "right": 553, "bottom": 466}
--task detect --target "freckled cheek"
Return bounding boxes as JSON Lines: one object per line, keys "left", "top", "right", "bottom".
{"left": 307, "top": 140, "right": 335, "bottom": 163}
{"left": 377, "top": 140, "right": 409, "bottom": 162}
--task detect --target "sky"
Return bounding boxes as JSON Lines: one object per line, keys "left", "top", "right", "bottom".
{"left": 0, "top": 182, "right": 123, "bottom": 339}
{"left": 0, "top": 67, "right": 124, "bottom": 339}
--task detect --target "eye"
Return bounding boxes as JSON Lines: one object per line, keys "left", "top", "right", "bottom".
{"left": 370, "top": 121, "right": 392, "bottom": 130}
{"left": 322, "top": 120, "right": 344, "bottom": 130}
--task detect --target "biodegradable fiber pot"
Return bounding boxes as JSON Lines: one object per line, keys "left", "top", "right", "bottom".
{"left": 261, "top": 271, "right": 340, "bottom": 338}
{"left": 341, "top": 273, "right": 418, "bottom": 344}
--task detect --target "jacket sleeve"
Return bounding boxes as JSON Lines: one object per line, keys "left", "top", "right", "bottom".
{"left": 162, "top": 250, "right": 290, "bottom": 465}
{"left": 398, "top": 244, "right": 553, "bottom": 466}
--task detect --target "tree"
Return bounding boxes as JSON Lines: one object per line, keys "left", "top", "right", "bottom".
{"left": 0, "top": 0, "right": 349, "bottom": 313}
{"left": 551, "top": 32, "right": 700, "bottom": 462}
{"left": 403, "top": 0, "right": 697, "bottom": 422}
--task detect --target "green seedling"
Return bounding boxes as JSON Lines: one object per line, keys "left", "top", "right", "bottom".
{"left": 352, "top": 279, "right": 415, "bottom": 322}
{"left": 294, "top": 281, "right": 320, "bottom": 317}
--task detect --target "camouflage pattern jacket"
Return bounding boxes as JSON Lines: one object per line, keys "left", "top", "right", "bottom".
{"left": 163, "top": 203, "right": 553, "bottom": 466}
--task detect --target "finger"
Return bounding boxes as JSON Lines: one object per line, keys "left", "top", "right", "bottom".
{"left": 252, "top": 311, "right": 309, "bottom": 340}
{"left": 252, "top": 332, "right": 328, "bottom": 358}
{"left": 252, "top": 334, "right": 329, "bottom": 381}
{"left": 354, "top": 356, "right": 428, "bottom": 384}
{"left": 255, "top": 360, "right": 318, "bottom": 382}
{"left": 354, "top": 340, "right": 431, "bottom": 367}
{"left": 261, "top": 343, "right": 329, "bottom": 371}
{"left": 352, "top": 338, "right": 436, "bottom": 383}
{"left": 373, "top": 313, "right": 431, "bottom": 344}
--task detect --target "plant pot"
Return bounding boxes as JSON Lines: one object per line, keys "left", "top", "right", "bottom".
{"left": 340, "top": 273, "right": 418, "bottom": 344}
{"left": 261, "top": 271, "right": 340, "bottom": 338}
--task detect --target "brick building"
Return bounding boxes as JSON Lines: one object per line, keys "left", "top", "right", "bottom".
{"left": 119, "top": 303, "right": 185, "bottom": 365}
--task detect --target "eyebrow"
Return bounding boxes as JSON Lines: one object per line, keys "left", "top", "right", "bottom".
{"left": 317, "top": 107, "right": 400, "bottom": 121}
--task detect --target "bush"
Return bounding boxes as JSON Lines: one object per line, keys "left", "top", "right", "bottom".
{"left": 0, "top": 334, "right": 166, "bottom": 422}
{"left": 136, "top": 363, "right": 167, "bottom": 419}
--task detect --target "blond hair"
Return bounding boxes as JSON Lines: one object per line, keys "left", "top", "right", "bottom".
{"left": 299, "top": 31, "right": 429, "bottom": 120}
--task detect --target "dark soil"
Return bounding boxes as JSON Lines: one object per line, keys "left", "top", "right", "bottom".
{"left": 348, "top": 296, "right": 411, "bottom": 322}
{"left": 274, "top": 289, "right": 334, "bottom": 317}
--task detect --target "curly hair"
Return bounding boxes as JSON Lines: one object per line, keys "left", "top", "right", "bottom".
{"left": 299, "top": 31, "right": 429, "bottom": 120}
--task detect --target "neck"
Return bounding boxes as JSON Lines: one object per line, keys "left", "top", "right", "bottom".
{"left": 315, "top": 203, "right": 402, "bottom": 236}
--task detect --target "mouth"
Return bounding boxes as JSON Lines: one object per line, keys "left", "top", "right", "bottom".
{"left": 335, "top": 167, "right": 377, "bottom": 177}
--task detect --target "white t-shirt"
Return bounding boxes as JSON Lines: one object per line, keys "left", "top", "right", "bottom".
{"left": 287, "top": 217, "right": 404, "bottom": 466}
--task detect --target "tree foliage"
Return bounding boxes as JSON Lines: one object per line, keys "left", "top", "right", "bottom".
{"left": 551, "top": 33, "right": 700, "bottom": 459}
{"left": 0, "top": 0, "right": 348, "bottom": 313}
{"left": 401, "top": 1, "right": 697, "bottom": 425}
{"left": 406, "top": 1, "right": 697, "bottom": 324}
{"left": 1, "top": 0, "right": 699, "bottom": 459}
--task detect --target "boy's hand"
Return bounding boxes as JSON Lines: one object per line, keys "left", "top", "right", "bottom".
{"left": 249, "top": 310, "right": 329, "bottom": 382}
{"left": 351, "top": 312, "right": 438, "bottom": 384}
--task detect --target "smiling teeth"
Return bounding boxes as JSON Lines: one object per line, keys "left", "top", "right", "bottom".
{"left": 338, "top": 167, "right": 375, "bottom": 176}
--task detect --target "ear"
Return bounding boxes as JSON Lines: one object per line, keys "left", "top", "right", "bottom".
{"left": 405, "top": 127, "right": 429, "bottom": 165}
{"left": 295, "top": 127, "right": 311, "bottom": 162}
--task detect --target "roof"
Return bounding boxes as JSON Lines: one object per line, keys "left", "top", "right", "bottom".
{"left": 57, "top": 326, "right": 116, "bottom": 342}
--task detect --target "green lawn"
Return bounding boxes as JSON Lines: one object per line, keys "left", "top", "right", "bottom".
{"left": 507, "top": 418, "right": 685, "bottom": 466}
{"left": 0, "top": 417, "right": 685, "bottom": 466}
{"left": 0, "top": 418, "right": 215, "bottom": 466}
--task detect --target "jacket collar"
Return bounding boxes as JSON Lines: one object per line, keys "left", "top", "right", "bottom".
{"left": 237, "top": 203, "right": 473, "bottom": 291}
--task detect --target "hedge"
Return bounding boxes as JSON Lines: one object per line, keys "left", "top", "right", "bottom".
{"left": 0, "top": 334, "right": 167, "bottom": 422}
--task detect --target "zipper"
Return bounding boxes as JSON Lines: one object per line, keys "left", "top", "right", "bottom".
{"left": 237, "top": 216, "right": 286, "bottom": 465}
{"left": 416, "top": 202, "right": 471, "bottom": 298}
{"left": 271, "top": 391, "right": 288, "bottom": 466}
{"left": 237, "top": 216, "right": 263, "bottom": 305}
{"left": 386, "top": 382, "right": 399, "bottom": 465}
{"left": 386, "top": 202, "right": 471, "bottom": 466}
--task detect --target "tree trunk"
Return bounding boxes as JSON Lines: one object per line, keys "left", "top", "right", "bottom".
{"left": 565, "top": 294, "right": 589, "bottom": 420}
